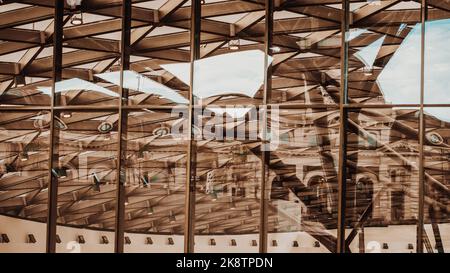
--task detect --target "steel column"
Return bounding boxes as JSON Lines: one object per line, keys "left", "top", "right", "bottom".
{"left": 114, "top": 0, "right": 132, "bottom": 253}
{"left": 336, "top": 0, "right": 350, "bottom": 253}
{"left": 45, "top": 0, "right": 64, "bottom": 253}
{"left": 259, "top": 0, "right": 273, "bottom": 254}
{"left": 184, "top": 0, "right": 201, "bottom": 253}
{"left": 416, "top": 0, "right": 427, "bottom": 254}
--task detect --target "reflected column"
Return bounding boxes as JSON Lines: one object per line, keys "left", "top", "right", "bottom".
{"left": 259, "top": 0, "right": 273, "bottom": 254}
{"left": 114, "top": 0, "right": 132, "bottom": 253}
{"left": 337, "top": 0, "right": 349, "bottom": 253}
{"left": 184, "top": 0, "right": 201, "bottom": 253}
{"left": 46, "top": 0, "right": 63, "bottom": 253}
{"left": 417, "top": 0, "right": 426, "bottom": 253}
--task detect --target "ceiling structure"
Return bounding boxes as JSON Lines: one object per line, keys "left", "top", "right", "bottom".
{"left": 0, "top": 0, "right": 449, "bottom": 253}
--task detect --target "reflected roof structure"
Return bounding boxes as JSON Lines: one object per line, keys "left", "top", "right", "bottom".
{"left": 0, "top": 0, "right": 449, "bottom": 253}
{"left": 162, "top": 49, "right": 273, "bottom": 99}
{"left": 37, "top": 78, "right": 119, "bottom": 97}
{"left": 96, "top": 70, "right": 189, "bottom": 103}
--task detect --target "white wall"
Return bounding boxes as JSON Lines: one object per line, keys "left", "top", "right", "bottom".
{"left": 0, "top": 215, "right": 448, "bottom": 253}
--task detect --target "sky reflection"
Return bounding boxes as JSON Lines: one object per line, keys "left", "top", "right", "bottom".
{"left": 376, "top": 19, "right": 450, "bottom": 121}
{"left": 162, "top": 49, "right": 272, "bottom": 99}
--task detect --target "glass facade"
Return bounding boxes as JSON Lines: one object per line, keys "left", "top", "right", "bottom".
{"left": 0, "top": 0, "right": 449, "bottom": 253}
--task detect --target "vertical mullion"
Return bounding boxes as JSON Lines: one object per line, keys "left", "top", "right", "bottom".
{"left": 416, "top": 0, "right": 427, "bottom": 254}
{"left": 337, "top": 0, "right": 349, "bottom": 253}
{"left": 45, "top": 0, "right": 63, "bottom": 253}
{"left": 114, "top": 0, "right": 131, "bottom": 253}
{"left": 259, "top": 0, "right": 273, "bottom": 254}
{"left": 358, "top": 227, "right": 365, "bottom": 253}
{"left": 184, "top": 0, "right": 201, "bottom": 253}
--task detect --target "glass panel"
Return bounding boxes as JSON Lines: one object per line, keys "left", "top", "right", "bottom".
{"left": 122, "top": 0, "right": 192, "bottom": 252}
{"left": 423, "top": 2, "right": 450, "bottom": 252}
{"left": 54, "top": 111, "right": 118, "bottom": 253}
{"left": 0, "top": 3, "right": 54, "bottom": 106}
{"left": 50, "top": 1, "right": 125, "bottom": 252}
{"left": 423, "top": 107, "right": 450, "bottom": 253}
{"left": 193, "top": 135, "right": 263, "bottom": 252}
{"left": 123, "top": 109, "right": 187, "bottom": 253}
{"left": 347, "top": 0, "right": 422, "bottom": 105}
{"left": 269, "top": 0, "right": 343, "bottom": 253}
{"left": 269, "top": 107, "right": 340, "bottom": 253}
{"left": 272, "top": 2, "right": 342, "bottom": 107}
{"left": 192, "top": 0, "right": 267, "bottom": 253}
{"left": 424, "top": 4, "right": 450, "bottom": 107}
{"left": 346, "top": 107, "right": 419, "bottom": 253}
{"left": 126, "top": 0, "right": 190, "bottom": 107}
{"left": 0, "top": 111, "right": 50, "bottom": 252}
{"left": 57, "top": 5, "right": 121, "bottom": 106}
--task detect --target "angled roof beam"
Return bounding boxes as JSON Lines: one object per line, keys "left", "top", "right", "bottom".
{"left": 351, "top": 0, "right": 402, "bottom": 23}
{"left": 287, "top": 5, "right": 342, "bottom": 23}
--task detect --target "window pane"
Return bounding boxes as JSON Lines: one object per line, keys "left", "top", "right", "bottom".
{"left": 54, "top": 111, "right": 118, "bottom": 253}
{"left": 269, "top": 0, "right": 343, "bottom": 253}
{"left": 122, "top": 0, "right": 192, "bottom": 252}
{"left": 0, "top": 3, "right": 54, "bottom": 106}
{"left": 0, "top": 111, "right": 50, "bottom": 252}
{"left": 346, "top": 107, "right": 419, "bottom": 253}
{"left": 270, "top": 107, "right": 340, "bottom": 253}
{"left": 423, "top": 107, "right": 450, "bottom": 253}
{"left": 347, "top": 1, "right": 422, "bottom": 105}
{"left": 123, "top": 109, "right": 187, "bottom": 253}
{"left": 57, "top": 5, "right": 121, "bottom": 107}
{"left": 191, "top": 0, "right": 268, "bottom": 253}
{"left": 424, "top": 4, "right": 450, "bottom": 107}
